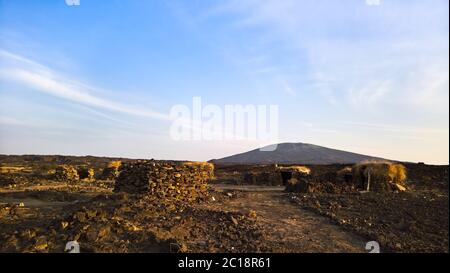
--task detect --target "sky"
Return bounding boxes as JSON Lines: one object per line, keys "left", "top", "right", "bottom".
{"left": 0, "top": 0, "right": 448, "bottom": 164}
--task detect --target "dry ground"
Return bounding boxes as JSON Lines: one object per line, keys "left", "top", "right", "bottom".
{"left": 205, "top": 185, "right": 367, "bottom": 252}
{"left": 0, "top": 182, "right": 369, "bottom": 253}
{"left": 0, "top": 161, "right": 447, "bottom": 253}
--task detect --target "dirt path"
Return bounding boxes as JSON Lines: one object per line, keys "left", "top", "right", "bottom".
{"left": 205, "top": 185, "right": 368, "bottom": 253}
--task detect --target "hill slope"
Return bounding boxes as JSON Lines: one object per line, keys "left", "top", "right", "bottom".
{"left": 210, "top": 142, "right": 388, "bottom": 165}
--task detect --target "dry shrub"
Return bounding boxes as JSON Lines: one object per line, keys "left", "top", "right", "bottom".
{"left": 107, "top": 161, "right": 122, "bottom": 169}
{"left": 388, "top": 164, "right": 407, "bottom": 184}
{"left": 248, "top": 210, "right": 257, "bottom": 218}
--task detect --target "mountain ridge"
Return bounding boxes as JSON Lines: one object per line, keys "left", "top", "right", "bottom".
{"left": 210, "top": 142, "right": 391, "bottom": 165}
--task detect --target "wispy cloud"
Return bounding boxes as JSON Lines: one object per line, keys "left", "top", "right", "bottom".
{"left": 306, "top": 39, "right": 449, "bottom": 112}
{"left": 343, "top": 121, "right": 448, "bottom": 135}
{"left": 200, "top": 0, "right": 449, "bottom": 112}
{"left": 0, "top": 50, "right": 171, "bottom": 121}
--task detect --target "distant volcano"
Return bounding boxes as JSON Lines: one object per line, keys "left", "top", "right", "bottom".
{"left": 210, "top": 142, "right": 389, "bottom": 165}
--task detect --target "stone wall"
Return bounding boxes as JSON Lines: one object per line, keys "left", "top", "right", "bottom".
{"left": 242, "top": 172, "right": 282, "bottom": 185}
{"left": 77, "top": 166, "right": 95, "bottom": 181}
{"left": 113, "top": 160, "right": 214, "bottom": 202}
{"left": 54, "top": 165, "right": 79, "bottom": 181}
{"left": 100, "top": 161, "right": 122, "bottom": 180}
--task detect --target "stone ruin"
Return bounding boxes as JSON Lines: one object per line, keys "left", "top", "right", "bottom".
{"left": 100, "top": 161, "right": 122, "bottom": 180}
{"left": 285, "top": 162, "right": 408, "bottom": 193}
{"left": 113, "top": 160, "right": 214, "bottom": 202}
{"left": 77, "top": 166, "right": 95, "bottom": 181}
{"left": 242, "top": 165, "right": 311, "bottom": 186}
{"left": 54, "top": 165, "right": 79, "bottom": 181}
{"left": 238, "top": 162, "right": 406, "bottom": 193}
{"left": 243, "top": 172, "right": 282, "bottom": 186}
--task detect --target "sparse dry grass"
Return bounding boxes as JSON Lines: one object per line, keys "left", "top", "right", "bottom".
{"left": 107, "top": 160, "right": 122, "bottom": 169}
{"left": 277, "top": 165, "right": 311, "bottom": 175}
{"left": 0, "top": 166, "right": 33, "bottom": 174}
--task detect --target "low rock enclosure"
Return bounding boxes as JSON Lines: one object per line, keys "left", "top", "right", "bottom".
{"left": 230, "top": 162, "right": 409, "bottom": 193}
{"left": 54, "top": 165, "right": 79, "bottom": 181}
{"left": 77, "top": 166, "right": 95, "bottom": 181}
{"left": 285, "top": 162, "right": 408, "bottom": 193}
{"left": 100, "top": 160, "right": 122, "bottom": 180}
{"left": 242, "top": 165, "right": 311, "bottom": 186}
{"left": 352, "top": 162, "right": 407, "bottom": 192}
{"left": 114, "top": 160, "right": 214, "bottom": 202}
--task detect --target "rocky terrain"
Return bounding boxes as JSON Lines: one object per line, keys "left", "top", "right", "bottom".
{"left": 291, "top": 191, "right": 448, "bottom": 252}
{"left": 0, "top": 155, "right": 448, "bottom": 253}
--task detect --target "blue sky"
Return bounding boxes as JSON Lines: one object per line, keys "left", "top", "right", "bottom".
{"left": 0, "top": 0, "right": 448, "bottom": 164}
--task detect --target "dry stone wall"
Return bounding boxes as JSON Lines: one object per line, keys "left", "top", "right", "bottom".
{"left": 114, "top": 160, "right": 214, "bottom": 202}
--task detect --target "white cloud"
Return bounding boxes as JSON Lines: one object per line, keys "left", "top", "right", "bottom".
{"left": 306, "top": 39, "right": 449, "bottom": 113}
{"left": 202, "top": 0, "right": 449, "bottom": 113}
{"left": 192, "top": 0, "right": 449, "bottom": 164}
{"left": 0, "top": 50, "right": 171, "bottom": 121}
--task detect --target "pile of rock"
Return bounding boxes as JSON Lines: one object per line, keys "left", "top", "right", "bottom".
{"left": 114, "top": 160, "right": 214, "bottom": 202}
{"left": 0, "top": 192, "right": 268, "bottom": 253}
{"left": 54, "top": 165, "right": 79, "bottom": 181}
{"left": 77, "top": 166, "right": 95, "bottom": 181}
{"left": 285, "top": 176, "right": 356, "bottom": 194}
{"left": 0, "top": 173, "right": 22, "bottom": 186}
{"left": 100, "top": 161, "right": 121, "bottom": 180}
{"left": 242, "top": 172, "right": 283, "bottom": 186}
{"left": 239, "top": 165, "right": 311, "bottom": 186}
{"left": 285, "top": 163, "right": 408, "bottom": 193}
